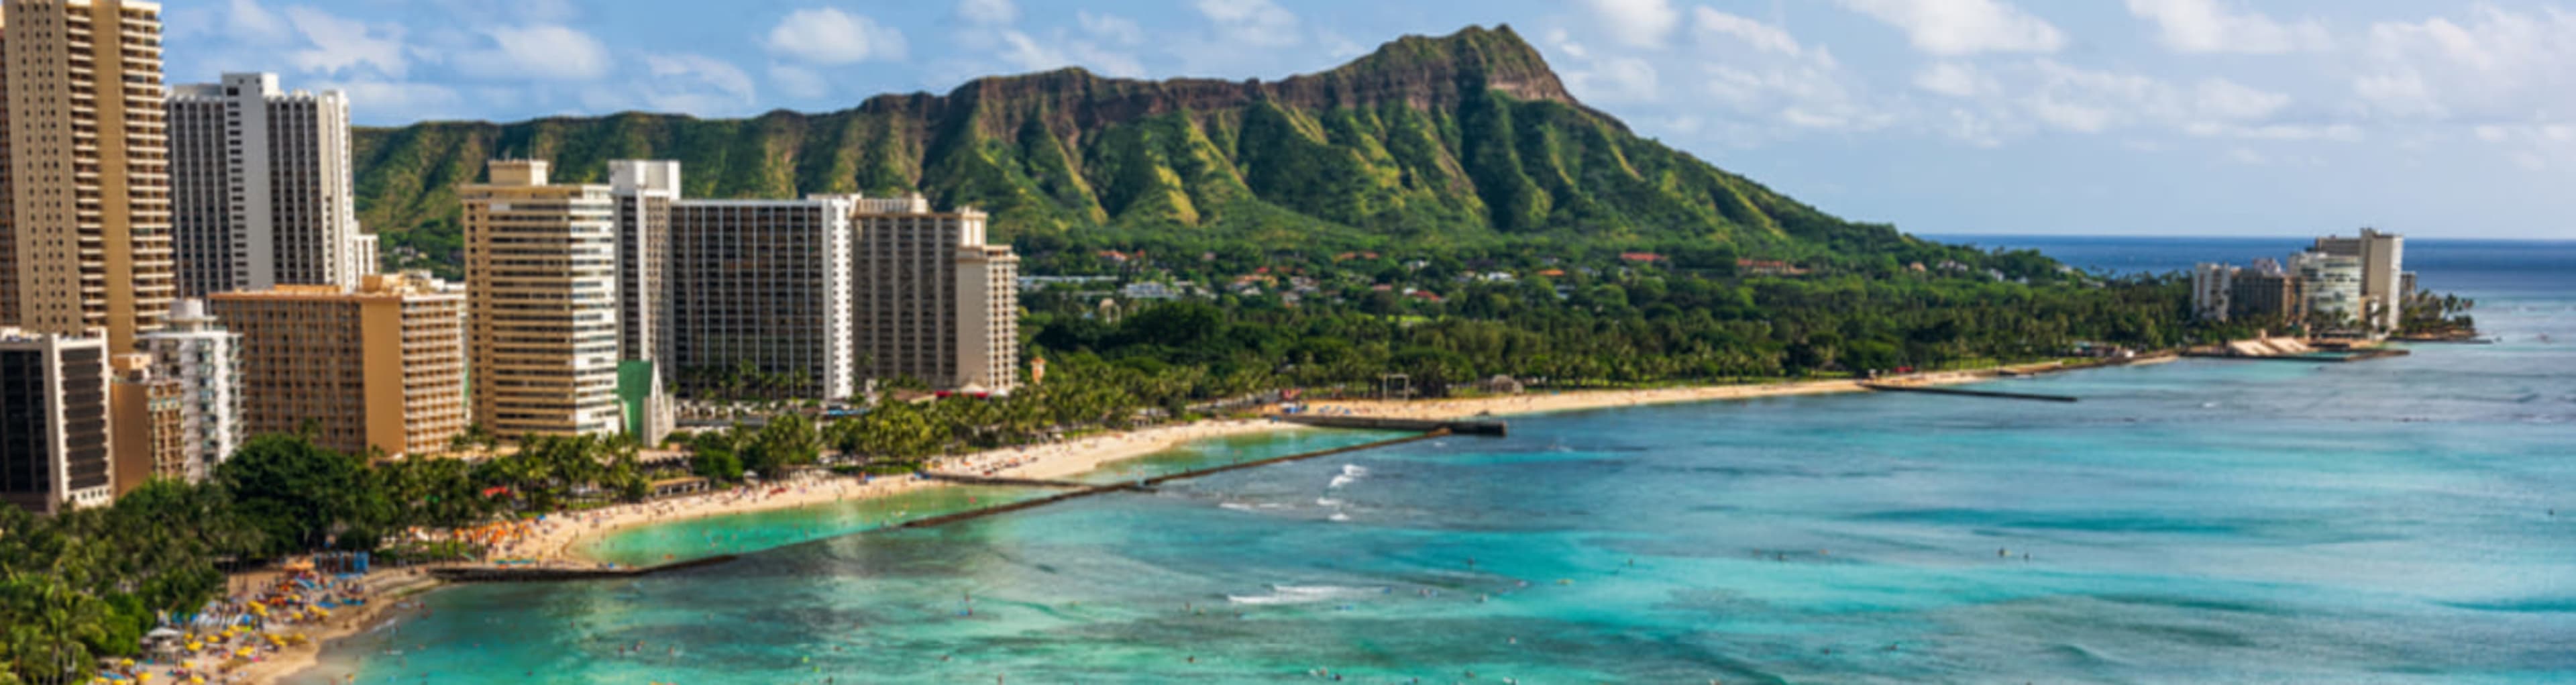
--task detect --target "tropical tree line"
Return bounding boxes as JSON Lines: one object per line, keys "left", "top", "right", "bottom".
{"left": 0, "top": 431, "right": 648, "bottom": 685}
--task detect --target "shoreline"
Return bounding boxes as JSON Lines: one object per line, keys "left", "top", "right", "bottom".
{"left": 260, "top": 356, "right": 2161, "bottom": 684}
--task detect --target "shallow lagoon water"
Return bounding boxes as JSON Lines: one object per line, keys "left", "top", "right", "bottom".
{"left": 296, "top": 240, "right": 2576, "bottom": 684}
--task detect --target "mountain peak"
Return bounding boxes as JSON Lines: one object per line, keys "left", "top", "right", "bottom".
{"left": 1309, "top": 24, "right": 1576, "bottom": 108}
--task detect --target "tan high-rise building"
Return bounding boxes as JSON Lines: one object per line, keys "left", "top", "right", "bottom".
{"left": 2310, "top": 229, "right": 2404, "bottom": 331}
{"left": 0, "top": 0, "right": 177, "bottom": 353}
{"left": 460, "top": 160, "right": 622, "bottom": 437}
{"left": 107, "top": 351, "right": 177, "bottom": 494}
{"left": 168, "top": 72, "right": 370, "bottom": 297}
{"left": 207, "top": 274, "right": 466, "bottom": 457}
{"left": 851, "top": 198, "right": 1019, "bottom": 392}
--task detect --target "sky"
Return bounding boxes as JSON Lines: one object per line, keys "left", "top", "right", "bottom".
{"left": 165, "top": 0, "right": 2576, "bottom": 240}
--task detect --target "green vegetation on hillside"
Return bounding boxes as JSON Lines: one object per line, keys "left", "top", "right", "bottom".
{"left": 353, "top": 25, "right": 1919, "bottom": 276}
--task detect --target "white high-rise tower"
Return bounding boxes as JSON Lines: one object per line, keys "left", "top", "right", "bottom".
{"left": 169, "top": 72, "right": 372, "bottom": 297}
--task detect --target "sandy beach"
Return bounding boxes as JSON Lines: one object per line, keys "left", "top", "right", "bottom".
{"left": 1292, "top": 361, "right": 2100, "bottom": 421}
{"left": 255, "top": 356, "right": 2159, "bottom": 684}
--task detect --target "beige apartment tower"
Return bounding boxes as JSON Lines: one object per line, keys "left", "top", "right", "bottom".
{"left": 461, "top": 160, "right": 622, "bottom": 437}
{"left": 0, "top": 0, "right": 176, "bottom": 353}
{"left": 168, "top": 72, "right": 371, "bottom": 296}
{"left": 2310, "top": 229, "right": 2404, "bottom": 331}
{"left": 851, "top": 199, "right": 1019, "bottom": 392}
{"left": 207, "top": 274, "right": 466, "bottom": 457}
{"left": 107, "top": 351, "right": 178, "bottom": 493}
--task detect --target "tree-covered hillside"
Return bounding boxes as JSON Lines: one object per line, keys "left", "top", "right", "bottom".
{"left": 352, "top": 25, "right": 1921, "bottom": 274}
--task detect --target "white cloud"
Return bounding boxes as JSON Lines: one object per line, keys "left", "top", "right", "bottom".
{"left": 996, "top": 30, "right": 1147, "bottom": 78}
{"left": 1684, "top": 13, "right": 1883, "bottom": 140}
{"left": 645, "top": 54, "right": 754, "bottom": 107}
{"left": 1544, "top": 28, "right": 1590, "bottom": 60}
{"left": 1693, "top": 7, "right": 1803, "bottom": 56}
{"left": 1195, "top": 0, "right": 1301, "bottom": 48}
{"left": 1318, "top": 30, "right": 1370, "bottom": 60}
{"left": 769, "top": 64, "right": 830, "bottom": 99}
{"left": 1582, "top": 0, "right": 1683, "bottom": 49}
{"left": 1913, "top": 62, "right": 1996, "bottom": 97}
{"left": 281, "top": 6, "right": 414, "bottom": 77}
{"left": 2125, "top": 0, "right": 2330, "bottom": 54}
{"left": 2186, "top": 123, "right": 2363, "bottom": 142}
{"left": 958, "top": 0, "right": 1017, "bottom": 25}
{"left": 1564, "top": 57, "right": 1660, "bottom": 104}
{"left": 218, "top": 0, "right": 292, "bottom": 43}
{"left": 581, "top": 54, "right": 759, "bottom": 116}
{"left": 765, "top": 7, "right": 909, "bottom": 64}
{"left": 2014, "top": 60, "right": 2298, "bottom": 136}
{"left": 453, "top": 25, "right": 612, "bottom": 81}
{"left": 1079, "top": 11, "right": 1145, "bottom": 46}
{"left": 317, "top": 78, "right": 466, "bottom": 120}
{"left": 2353, "top": 6, "right": 2576, "bottom": 122}
{"left": 1837, "top": 0, "right": 2065, "bottom": 55}
{"left": 2192, "top": 78, "right": 2290, "bottom": 121}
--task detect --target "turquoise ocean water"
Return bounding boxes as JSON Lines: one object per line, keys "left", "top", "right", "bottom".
{"left": 294, "top": 238, "right": 2576, "bottom": 684}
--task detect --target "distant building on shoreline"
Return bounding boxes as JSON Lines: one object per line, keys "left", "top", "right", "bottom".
{"left": 2310, "top": 229, "right": 2406, "bottom": 331}
{"left": 0, "top": 329, "right": 111, "bottom": 515}
{"left": 2191, "top": 228, "right": 2410, "bottom": 333}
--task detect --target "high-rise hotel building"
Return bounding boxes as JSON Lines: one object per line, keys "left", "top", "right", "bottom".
{"left": 168, "top": 72, "right": 372, "bottom": 297}
{"left": 0, "top": 0, "right": 176, "bottom": 354}
{"left": 850, "top": 196, "right": 1016, "bottom": 392}
{"left": 0, "top": 328, "right": 109, "bottom": 514}
{"left": 208, "top": 274, "right": 466, "bottom": 457}
{"left": 135, "top": 298, "right": 238, "bottom": 480}
{"left": 2310, "top": 229, "right": 2405, "bottom": 331}
{"left": 665, "top": 195, "right": 855, "bottom": 401}
{"left": 608, "top": 160, "right": 678, "bottom": 366}
{"left": 461, "top": 160, "right": 622, "bottom": 437}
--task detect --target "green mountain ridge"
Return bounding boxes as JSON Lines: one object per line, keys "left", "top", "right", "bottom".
{"left": 352, "top": 25, "right": 1914, "bottom": 272}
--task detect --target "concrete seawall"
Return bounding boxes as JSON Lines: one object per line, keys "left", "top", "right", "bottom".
{"left": 428, "top": 554, "right": 741, "bottom": 582}
{"left": 1277, "top": 415, "right": 1509, "bottom": 435}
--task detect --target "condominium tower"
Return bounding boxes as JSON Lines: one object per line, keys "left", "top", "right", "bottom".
{"left": 0, "top": 328, "right": 109, "bottom": 514}
{"left": 107, "top": 352, "right": 178, "bottom": 493}
{"left": 168, "top": 72, "right": 373, "bottom": 296}
{"left": 665, "top": 195, "right": 855, "bottom": 401}
{"left": 136, "top": 298, "right": 239, "bottom": 480}
{"left": 2310, "top": 229, "right": 2405, "bottom": 331}
{"left": 0, "top": 0, "right": 176, "bottom": 353}
{"left": 461, "top": 160, "right": 622, "bottom": 437}
{"left": 207, "top": 274, "right": 466, "bottom": 457}
{"left": 851, "top": 199, "right": 1019, "bottom": 392}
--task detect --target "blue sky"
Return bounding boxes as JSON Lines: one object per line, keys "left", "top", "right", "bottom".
{"left": 167, "top": 1, "right": 2576, "bottom": 240}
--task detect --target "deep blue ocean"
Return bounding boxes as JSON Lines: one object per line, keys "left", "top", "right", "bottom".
{"left": 294, "top": 236, "right": 2576, "bottom": 684}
